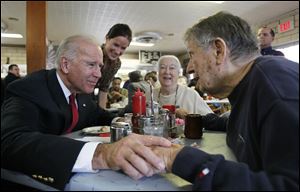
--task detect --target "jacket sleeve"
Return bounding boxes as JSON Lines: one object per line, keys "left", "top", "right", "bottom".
{"left": 1, "top": 96, "right": 86, "bottom": 190}
{"left": 172, "top": 145, "right": 298, "bottom": 190}
{"left": 202, "top": 113, "right": 228, "bottom": 132}
{"left": 173, "top": 99, "right": 299, "bottom": 191}
{"left": 173, "top": 101, "right": 298, "bottom": 190}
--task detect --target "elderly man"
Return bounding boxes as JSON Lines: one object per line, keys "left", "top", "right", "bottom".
{"left": 1, "top": 35, "right": 171, "bottom": 190}
{"left": 152, "top": 12, "right": 299, "bottom": 190}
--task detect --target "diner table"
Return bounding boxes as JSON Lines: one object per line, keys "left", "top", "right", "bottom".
{"left": 1, "top": 130, "right": 236, "bottom": 191}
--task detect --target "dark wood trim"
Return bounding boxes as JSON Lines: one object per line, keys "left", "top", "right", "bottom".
{"left": 26, "top": 1, "right": 47, "bottom": 74}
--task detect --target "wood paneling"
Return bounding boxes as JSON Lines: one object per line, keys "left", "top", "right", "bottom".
{"left": 26, "top": 1, "right": 46, "bottom": 74}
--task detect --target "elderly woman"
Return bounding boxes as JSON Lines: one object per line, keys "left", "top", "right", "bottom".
{"left": 153, "top": 55, "right": 213, "bottom": 118}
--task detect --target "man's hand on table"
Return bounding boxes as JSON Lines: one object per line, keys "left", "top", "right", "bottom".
{"left": 151, "top": 144, "right": 184, "bottom": 172}
{"left": 92, "top": 133, "right": 172, "bottom": 180}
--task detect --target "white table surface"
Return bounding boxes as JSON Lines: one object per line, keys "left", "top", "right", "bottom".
{"left": 65, "top": 130, "right": 236, "bottom": 191}
{"left": 2, "top": 130, "right": 236, "bottom": 191}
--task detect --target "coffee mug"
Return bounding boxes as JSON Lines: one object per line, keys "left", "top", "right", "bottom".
{"left": 184, "top": 114, "right": 203, "bottom": 139}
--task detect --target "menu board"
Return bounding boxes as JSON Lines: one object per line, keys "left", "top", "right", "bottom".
{"left": 139, "top": 50, "right": 161, "bottom": 64}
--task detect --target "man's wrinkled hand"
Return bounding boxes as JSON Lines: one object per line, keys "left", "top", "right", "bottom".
{"left": 151, "top": 144, "right": 184, "bottom": 172}
{"left": 92, "top": 134, "right": 172, "bottom": 180}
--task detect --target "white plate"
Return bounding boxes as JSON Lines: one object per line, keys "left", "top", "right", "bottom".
{"left": 81, "top": 126, "right": 110, "bottom": 135}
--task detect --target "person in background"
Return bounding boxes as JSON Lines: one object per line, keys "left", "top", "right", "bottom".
{"left": 107, "top": 77, "right": 128, "bottom": 108}
{"left": 122, "top": 78, "right": 131, "bottom": 90}
{"left": 122, "top": 70, "right": 151, "bottom": 114}
{"left": 257, "top": 26, "right": 284, "bottom": 56}
{"left": 144, "top": 71, "right": 160, "bottom": 88}
{"left": 177, "top": 75, "right": 188, "bottom": 86}
{"left": 3, "top": 64, "right": 22, "bottom": 103}
{"left": 46, "top": 36, "right": 57, "bottom": 70}
{"left": 153, "top": 55, "right": 213, "bottom": 119}
{"left": 4, "top": 64, "right": 21, "bottom": 86}
{"left": 96, "top": 23, "right": 132, "bottom": 109}
{"left": 1, "top": 35, "right": 171, "bottom": 190}
{"left": 152, "top": 11, "right": 298, "bottom": 190}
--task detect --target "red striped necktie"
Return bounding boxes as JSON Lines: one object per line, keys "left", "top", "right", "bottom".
{"left": 66, "top": 94, "right": 79, "bottom": 133}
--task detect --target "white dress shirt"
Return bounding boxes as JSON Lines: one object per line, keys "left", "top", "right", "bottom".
{"left": 56, "top": 73, "right": 99, "bottom": 172}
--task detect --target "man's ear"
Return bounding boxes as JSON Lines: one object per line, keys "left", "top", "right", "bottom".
{"left": 60, "top": 57, "right": 70, "bottom": 73}
{"left": 213, "top": 38, "right": 227, "bottom": 65}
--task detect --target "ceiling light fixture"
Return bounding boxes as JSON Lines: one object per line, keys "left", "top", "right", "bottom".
{"left": 1, "top": 20, "right": 23, "bottom": 38}
{"left": 1, "top": 33, "right": 23, "bottom": 38}
{"left": 131, "top": 31, "right": 162, "bottom": 47}
{"left": 130, "top": 41, "right": 154, "bottom": 47}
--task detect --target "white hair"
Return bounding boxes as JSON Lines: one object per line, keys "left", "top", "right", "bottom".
{"left": 55, "top": 35, "right": 99, "bottom": 69}
{"left": 157, "top": 55, "right": 182, "bottom": 74}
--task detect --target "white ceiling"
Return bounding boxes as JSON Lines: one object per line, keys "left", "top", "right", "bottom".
{"left": 1, "top": 1, "right": 299, "bottom": 55}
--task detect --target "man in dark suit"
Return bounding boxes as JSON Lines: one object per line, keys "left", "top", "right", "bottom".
{"left": 2, "top": 64, "right": 21, "bottom": 103}
{"left": 1, "top": 35, "right": 171, "bottom": 190}
{"left": 257, "top": 26, "right": 285, "bottom": 56}
{"left": 4, "top": 64, "right": 21, "bottom": 85}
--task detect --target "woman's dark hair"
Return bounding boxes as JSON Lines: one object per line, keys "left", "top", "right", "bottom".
{"left": 106, "top": 23, "right": 132, "bottom": 42}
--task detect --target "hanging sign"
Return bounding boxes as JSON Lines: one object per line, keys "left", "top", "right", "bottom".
{"left": 139, "top": 50, "right": 161, "bottom": 64}
{"left": 278, "top": 20, "right": 294, "bottom": 33}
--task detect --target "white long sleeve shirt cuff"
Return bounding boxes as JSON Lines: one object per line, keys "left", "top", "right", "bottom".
{"left": 72, "top": 142, "right": 100, "bottom": 173}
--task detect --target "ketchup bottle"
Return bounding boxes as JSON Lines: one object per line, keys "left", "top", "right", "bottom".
{"left": 131, "top": 88, "right": 146, "bottom": 134}
{"left": 132, "top": 88, "right": 146, "bottom": 115}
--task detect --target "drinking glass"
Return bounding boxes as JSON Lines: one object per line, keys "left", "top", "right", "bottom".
{"left": 143, "top": 116, "right": 164, "bottom": 137}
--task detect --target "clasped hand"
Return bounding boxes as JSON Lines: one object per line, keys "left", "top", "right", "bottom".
{"left": 92, "top": 134, "right": 182, "bottom": 180}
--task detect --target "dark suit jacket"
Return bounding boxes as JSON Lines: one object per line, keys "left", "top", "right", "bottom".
{"left": 1, "top": 78, "right": 5, "bottom": 106}
{"left": 1, "top": 69, "right": 115, "bottom": 190}
{"left": 4, "top": 72, "right": 21, "bottom": 86}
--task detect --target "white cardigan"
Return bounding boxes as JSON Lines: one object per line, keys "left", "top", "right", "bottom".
{"left": 153, "top": 84, "right": 213, "bottom": 115}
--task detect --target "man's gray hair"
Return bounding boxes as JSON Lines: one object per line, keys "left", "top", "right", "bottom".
{"left": 55, "top": 35, "right": 99, "bottom": 69}
{"left": 157, "top": 55, "right": 182, "bottom": 73}
{"left": 184, "top": 11, "right": 259, "bottom": 63}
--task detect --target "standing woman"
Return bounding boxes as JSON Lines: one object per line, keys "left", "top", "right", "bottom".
{"left": 96, "top": 23, "right": 132, "bottom": 108}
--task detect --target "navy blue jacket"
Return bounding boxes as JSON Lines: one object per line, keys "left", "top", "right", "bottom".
{"left": 261, "top": 46, "right": 284, "bottom": 56}
{"left": 172, "top": 56, "right": 299, "bottom": 190}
